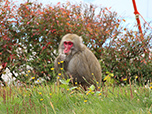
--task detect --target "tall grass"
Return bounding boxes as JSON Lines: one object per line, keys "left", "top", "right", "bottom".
{"left": 0, "top": 81, "right": 152, "bottom": 114}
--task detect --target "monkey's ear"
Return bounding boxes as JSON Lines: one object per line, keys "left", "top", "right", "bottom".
{"left": 79, "top": 36, "right": 84, "bottom": 48}
{"left": 79, "top": 36, "right": 83, "bottom": 43}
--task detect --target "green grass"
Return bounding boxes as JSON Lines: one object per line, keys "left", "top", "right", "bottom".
{"left": 0, "top": 82, "right": 152, "bottom": 114}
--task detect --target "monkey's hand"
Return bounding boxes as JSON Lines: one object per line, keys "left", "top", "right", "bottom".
{"left": 55, "top": 53, "right": 66, "bottom": 64}
{"left": 58, "top": 53, "right": 66, "bottom": 62}
{"left": 54, "top": 54, "right": 66, "bottom": 71}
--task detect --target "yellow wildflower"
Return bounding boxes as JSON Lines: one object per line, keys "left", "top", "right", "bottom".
{"left": 39, "top": 92, "right": 42, "bottom": 95}
{"left": 58, "top": 62, "right": 60, "bottom": 64}
{"left": 75, "top": 82, "right": 77, "bottom": 85}
{"left": 25, "top": 74, "right": 28, "bottom": 76}
{"left": 58, "top": 73, "right": 61, "bottom": 76}
{"left": 99, "top": 93, "right": 102, "bottom": 96}
{"left": 60, "top": 61, "right": 64, "bottom": 63}
{"left": 28, "top": 70, "right": 30, "bottom": 73}
{"left": 60, "top": 68, "right": 63, "bottom": 70}
{"left": 106, "top": 71, "right": 110, "bottom": 74}
{"left": 89, "top": 90, "right": 92, "bottom": 93}
{"left": 135, "top": 76, "right": 138, "bottom": 79}
{"left": 150, "top": 82, "right": 152, "bottom": 85}
{"left": 150, "top": 86, "right": 152, "bottom": 89}
{"left": 96, "top": 82, "right": 99, "bottom": 84}
{"left": 57, "top": 76, "right": 60, "bottom": 79}
{"left": 51, "top": 68, "right": 54, "bottom": 70}
{"left": 84, "top": 100, "right": 87, "bottom": 103}
{"left": 110, "top": 73, "right": 114, "bottom": 77}
{"left": 37, "top": 80, "right": 39, "bottom": 82}
{"left": 32, "top": 77, "right": 35, "bottom": 79}
{"left": 86, "top": 90, "right": 91, "bottom": 96}
{"left": 67, "top": 89, "right": 69, "bottom": 91}
{"left": 86, "top": 92, "right": 89, "bottom": 96}
{"left": 40, "top": 99, "right": 43, "bottom": 101}
{"left": 92, "top": 73, "right": 94, "bottom": 75}
{"left": 104, "top": 75, "right": 109, "bottom": 81}
{"left": 123, "top": 78, "right": 127, "bottom": 81}
{"left": 50, "top": 93, "right": 52, "bottom": 96}
{"left": 77, "top": 87, "right": 80, "bottom": 90}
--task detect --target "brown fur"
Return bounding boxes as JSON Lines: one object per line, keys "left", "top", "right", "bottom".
{"left": 54, "top": 34, "right": 102, "bottom": 89}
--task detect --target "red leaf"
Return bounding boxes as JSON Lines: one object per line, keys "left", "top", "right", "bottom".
{"left": 57, "top": 2, "right": 60, "bottom": 5}
{"left": 2, "top": 62, "right": 7, "bottom": 68}
{"left": 47, "top": 42, "right": 51, "bottom": 45}
{"left": 42, "top": 46, "right": 46, "bottom": 51}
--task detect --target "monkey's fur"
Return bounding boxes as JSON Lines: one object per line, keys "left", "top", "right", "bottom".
{"left": 54, "top": 34, "right": 102, "bottom": 89}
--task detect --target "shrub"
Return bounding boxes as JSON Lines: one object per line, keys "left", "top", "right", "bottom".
{"left": 0, "top": 0, "right": 151, "bottom": 85}
{"left": 101, "top": 28, "right": 152, "bottom": 84}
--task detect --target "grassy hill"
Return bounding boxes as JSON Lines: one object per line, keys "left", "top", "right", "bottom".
{"left": 0, "top": 82, "right": 152, "bottom": 114}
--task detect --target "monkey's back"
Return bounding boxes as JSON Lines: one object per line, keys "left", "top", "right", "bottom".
{"left": 67, "top": 46, "right": 102, "bottom": 86}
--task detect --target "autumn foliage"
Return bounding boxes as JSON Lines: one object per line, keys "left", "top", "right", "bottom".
{"left": 0, "top": 0, "right": 151, "bottom": 85}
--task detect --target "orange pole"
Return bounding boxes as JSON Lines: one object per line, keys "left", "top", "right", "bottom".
{"left": 132, "top": 0, "right": 143, "bottom": 34}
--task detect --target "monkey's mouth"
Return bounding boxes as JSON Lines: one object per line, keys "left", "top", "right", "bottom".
{"left": 64, "top": 50, "right": 71, "bottom": 56}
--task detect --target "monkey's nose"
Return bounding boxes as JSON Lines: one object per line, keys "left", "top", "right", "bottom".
{"left": 65, "top": 46, "right": 68, "bottom": 50}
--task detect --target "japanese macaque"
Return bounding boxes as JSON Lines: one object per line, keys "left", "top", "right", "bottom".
{"left": 54, "top": 33, "right": 102, "bottom": 89}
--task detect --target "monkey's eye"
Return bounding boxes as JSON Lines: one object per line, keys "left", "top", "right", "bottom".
{"left": 64, "top": 42, "right": 68, "bottom": 45}
{"left": 68, "top": 42, "right": 73, "bottom": 45}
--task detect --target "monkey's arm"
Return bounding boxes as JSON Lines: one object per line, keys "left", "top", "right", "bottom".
{"left": 54, "top": 54, "right": 66, "bottom": 71}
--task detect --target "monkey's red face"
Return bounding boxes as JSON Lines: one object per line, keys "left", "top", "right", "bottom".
{"left": 64, "top": 41, "right": 73, "bottom": 54}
